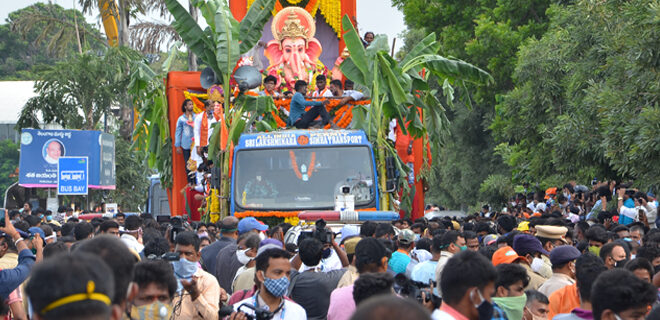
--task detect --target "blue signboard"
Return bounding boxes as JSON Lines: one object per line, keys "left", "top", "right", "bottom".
{"left": 57, "top": 157, "right": 88, "bottom": 195}
{"left": 18, "top": 129, "right": 115, "bottom": 189}
{"left": 236, "top": 129, "right": 371, "bottom": 151}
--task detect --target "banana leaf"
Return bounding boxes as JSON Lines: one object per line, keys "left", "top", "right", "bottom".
{"left": 400, "top": 33, "right": 440, "bottom": 69}
{"left": 165, "top": 0, "right": 219, "bottom": 75}
{"left": 341, "top": 16, "right": 370, "bottom": 84}
{"left": 239, "top": 0, "right": 276, "bottom": 54}
{"left": 214, "top": 2, "right": 240, "bottom": 78}
{"left": 192, "top": 0, "right": 223, "bottom": 31}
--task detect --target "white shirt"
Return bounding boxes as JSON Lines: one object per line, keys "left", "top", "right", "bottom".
{"left": 312, "top": 88, "right": 333, "bottom": 97}
{"left": 120, "top": 233, "right": 144, "bottom": 254}
{"left": 233, "top": 292, "right": 307, "bottom": 320}
{"left": 432, "top": 309, "right": 457, "bottom": 320}
{"left": 343, "top": 90, "right": 364, "bottom": 100}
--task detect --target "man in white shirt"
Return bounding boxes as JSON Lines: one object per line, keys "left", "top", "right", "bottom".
{"left": 312, "top": 75, "right": 333, "bottom": 98}
{"left": 120, "top": 215, "right": 144, "bottom": 254}
{"left": 231, "top": 247, "right": 306, "bottom": 320}
{"left": 329, "top": 80, "right": 364, "bottom": 106}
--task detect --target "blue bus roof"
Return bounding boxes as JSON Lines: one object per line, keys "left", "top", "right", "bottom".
{"left": 235, "top": 129, "right": 371, "bottom": 150}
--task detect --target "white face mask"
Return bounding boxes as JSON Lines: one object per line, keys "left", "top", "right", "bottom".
{"left": 531, "top": 257, "right": 545, "bottom": 273}
{"left": 236, "top": 248, "right": 253, "bottom": 265}
{"left": 258, "top": 232, "right": 266, "bottom": 241}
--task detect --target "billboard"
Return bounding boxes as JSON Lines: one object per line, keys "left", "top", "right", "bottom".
{"left": 19, "top": 129, "right": 115, "bottom": 189}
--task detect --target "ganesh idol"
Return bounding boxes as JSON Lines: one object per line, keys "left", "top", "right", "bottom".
{"left": 265, "top": 7, "right": 327, "bottom": 92}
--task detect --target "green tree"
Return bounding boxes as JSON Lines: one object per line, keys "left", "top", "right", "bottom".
{"left": 106, "top": 136, "right": 150, "bottom": 211}
{"left": 393, "top": 0, "right": 554, "bottom": 208}
{"left": 340, "top": 16, "right": 493, "bottom": 211}
{"left": 0, "top": 3, "right": 105, "bottom": 80}
{"left": 0, "top": 140, "right": 20, "bottom": 205}
{"left": 16, "top": 47, "right": 141, "bottom": 131}
{"left": 493, "top": 0, "right": 660, "bottom": 189}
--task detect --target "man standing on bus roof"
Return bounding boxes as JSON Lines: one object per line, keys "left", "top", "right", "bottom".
{"left": 288, "top": 80, "right": 334, "bottom": 129}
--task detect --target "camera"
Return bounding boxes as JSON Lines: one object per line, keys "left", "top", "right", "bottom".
{"left": 169, "top": 216, "right": 186, "bottom": 243}
{"left": 298, "top": 219, "right": 333, "bottom": 245}
{"left": 393, "top": 274, "right": 441, "bottom": 309}
{"left": 146, "top": 252, "right": 180, "bottom": 261}
{"left": 217, "top": 303, "right": 275, "bottom": 320}
{"left": 341, "top": 185, "right": 351, "bottom": 194}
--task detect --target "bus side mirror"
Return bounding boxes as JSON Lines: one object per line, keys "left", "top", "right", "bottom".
{"left": 384, "top": 156, "right": 398, "bottom": 193}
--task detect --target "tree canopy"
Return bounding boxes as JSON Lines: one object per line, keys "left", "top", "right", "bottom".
{"left": 0, "top": 3, "right": 105, "bottom": 80}
{"left": 395, "top": 0, "right": 660, "bottom": 208}
{"left": 493, "top": 0, "right": 660, "bottom": 188}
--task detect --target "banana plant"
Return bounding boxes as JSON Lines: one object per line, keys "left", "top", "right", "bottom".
{"left": 340, "top": 15, "right": 493, "bottom": 211}
{"left": 164, "top": 0, "right": 277, "bottom": 216}
{"left": 130, "top": 44, "right": 181, "bottom": 189}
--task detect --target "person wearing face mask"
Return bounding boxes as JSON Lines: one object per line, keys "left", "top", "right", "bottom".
{"left": 214, "top": 233, "right": 260, "bottom": 295}
{"left": 434, "top": 231, "right": 468, "bottom": 295}
{"left": 229, "top": 247, "right": 306, "bottom": 320}
{"left": 432, "top": 250, "right": 497, "bottom": 320}
{"left": 585, "top": 226, "right": 607, "bottom": 256}
{"left": 171, "top": 231, "right": 223, "bottom": 320}
{"left": 232, "top": 235, "right": 262, "bottom": 288}
{"left": 538, "top": 245, "right": 580, "bottom": 297}
{"left": 523, "top": 290, "right": 549, "bottom": 320}
{"left": 127, "top": 260, "right": 178, "bottom": 320}
{"left": 598, "top": 241, "right": 629, "bottom": 269}
{"left": 491, "top": 263, "right": 530, "bottom": 320}
{"left": 512, "top": 234, "right": 550, "bottom": 290}
{"left": 233, "top": 240, "right": 284, "bottom": 293}
{"left": 534, "top": 225, "right": 569, "bottom": 279}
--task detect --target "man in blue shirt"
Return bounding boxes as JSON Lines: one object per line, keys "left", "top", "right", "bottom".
{"left": 175, "top": 99, "right": 195, "bottom": 183}
{"left": 288, "top": 80, "right": 332, "bottom": 129}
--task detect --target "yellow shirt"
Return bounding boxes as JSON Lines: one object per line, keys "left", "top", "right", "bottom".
{"left": 172, "top": 268, "right": 221, "bottom": 320}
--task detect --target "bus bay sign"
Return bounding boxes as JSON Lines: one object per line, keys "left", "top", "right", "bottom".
{"left": 57, "top": 157, "right": 88, "bottom": 195}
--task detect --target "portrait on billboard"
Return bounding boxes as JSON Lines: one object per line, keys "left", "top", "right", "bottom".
{"left": 42, "top": 139, "right": 65, "bottom": 165}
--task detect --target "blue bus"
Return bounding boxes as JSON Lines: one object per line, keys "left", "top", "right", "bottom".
{"left": 231, "top": 130, "right": 379, "bottom": 215}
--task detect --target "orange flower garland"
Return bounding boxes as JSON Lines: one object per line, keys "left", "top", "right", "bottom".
{"left": 271, "top": 111, "right": 287, "bottom": 127}
{"left": 234, "top": 211, "right": 300, "bottom": 219}
{"left": 290, "top": 151, "right": 316, "bottom": 179}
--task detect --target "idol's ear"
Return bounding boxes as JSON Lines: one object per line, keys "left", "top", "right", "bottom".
{"left": 306, "top": 38, "right": 323, "bottom": 60}
{"left": 264, "top": 40, "right": 283, "bottom": 66}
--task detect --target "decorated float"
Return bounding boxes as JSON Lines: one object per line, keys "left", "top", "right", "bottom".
{"left": 158, "top": 0, "right": 492, "bottom": 224}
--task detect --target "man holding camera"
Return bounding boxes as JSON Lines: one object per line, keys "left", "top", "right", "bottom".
{"left": 229, "top": 247, "right": 307, "bottom": 320}
{"left": 289, "top": 234, "right": 349, "bottom": 320}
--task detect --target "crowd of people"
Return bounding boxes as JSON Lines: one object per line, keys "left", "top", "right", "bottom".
{"left": 1, "top": 180, "right": 660, "bottom": 320}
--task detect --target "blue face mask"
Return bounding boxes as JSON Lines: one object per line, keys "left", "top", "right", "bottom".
{"left": 322, "top": 248, "right": 332, "bottom": 259}
{"left": 171, "top": 257, "right": 198, "bottom": 280}
{"left": 263, "top": 275, "right": 290, "bottom": 297}
{"left": 46, "top": 215, "right": 53, "bottom": 222}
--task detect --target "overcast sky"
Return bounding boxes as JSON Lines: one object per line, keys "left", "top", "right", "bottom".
{"left": 0, "top": 0, "right": 407, "bottom": 52}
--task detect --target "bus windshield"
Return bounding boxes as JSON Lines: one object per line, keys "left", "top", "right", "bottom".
{"left": 234, "top": 146, "right": 375, "bottom": 210}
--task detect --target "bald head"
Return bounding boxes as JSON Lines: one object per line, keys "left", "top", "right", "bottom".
{"left": 219, "top": 216, "right": 239, "bottom": 239}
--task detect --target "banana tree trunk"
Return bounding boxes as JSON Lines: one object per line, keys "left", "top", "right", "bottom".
{"left": 377, "top": 115, "right": 389, "bottom": 211}
{"left": 187, "top": 1, "right": 198, "bottom": 71}
{"left": 219, "top": 81, "right": 232, "bottom": 217}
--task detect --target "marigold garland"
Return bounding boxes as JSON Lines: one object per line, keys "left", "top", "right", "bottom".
{"left": 290, "top": 151, "right": 316, "bottom": 179}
